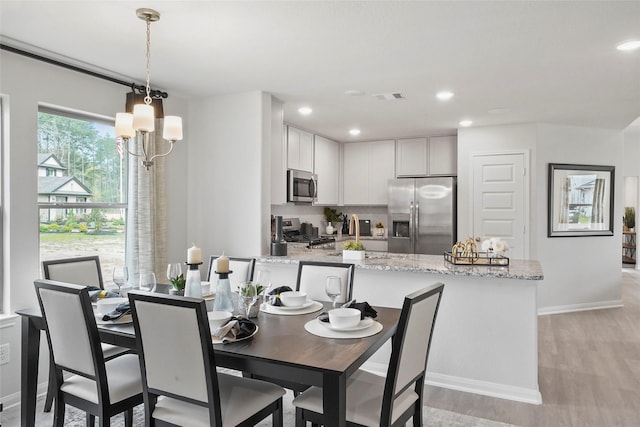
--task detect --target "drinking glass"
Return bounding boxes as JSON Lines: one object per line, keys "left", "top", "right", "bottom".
{"left": 325, "top": 276, "right": 342, "bottom": 308}
{"left": 239, "top": 282, "right": 258, "bottom": 318}
{"left": 254, "top": 269, "right": 272, "bottom": 299}
{"left": 139, "top": 271, "right": 157, "bottom": 292}
{"left": 112, "top": 265, "right": 128, "bottom": 295}
{"left": 166, "top": 263, "right": 182, "bottom": 282}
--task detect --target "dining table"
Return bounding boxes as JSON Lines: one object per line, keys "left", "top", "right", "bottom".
{"left": 16, "top": 300, "right": 400, "bottom": 427}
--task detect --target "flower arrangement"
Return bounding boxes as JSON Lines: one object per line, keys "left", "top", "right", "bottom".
{"left": 480, "top": 237, "right": 509, "bottom": 257}
{"left": 169, "top": 274, "right": 186, "bottom": 291}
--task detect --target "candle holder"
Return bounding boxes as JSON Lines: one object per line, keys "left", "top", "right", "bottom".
{"left": 213, "top": 270, "right": 234, "bottom": 312}
{"left": 184, "top": 262, "right": 203, "bottom": 298}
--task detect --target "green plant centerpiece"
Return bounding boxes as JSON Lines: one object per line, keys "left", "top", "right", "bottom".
{"left": 239, "top": 282, "right": 264, "bottom": 318}
{"left": 343, "top": 240, "right": 365, "bottom": 260}
{"left": 375, "top": 221, "right": 384, "bottom": 229}
{"left": 169, "top": 274, "right": 186, "bottom": 291}
{"left": 624, "top": 207, "right": 635, "bottom": 230}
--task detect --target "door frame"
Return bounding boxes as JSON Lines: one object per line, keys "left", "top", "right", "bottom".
{"left": 470, "top": 150, "right": 530, "bottom": 260}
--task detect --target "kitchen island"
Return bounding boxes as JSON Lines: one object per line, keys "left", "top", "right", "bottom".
{"left": 256, "top": 247, "right": 544, "bottom": 404}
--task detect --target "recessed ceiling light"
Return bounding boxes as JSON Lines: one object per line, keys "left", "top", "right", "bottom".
{"left": 617, "top": 40, "right": 640, "bottom": 51}
{"left": 436, "top": 91, "right": 454, "bottom": 100}
{"left": 459, "top": 120, "right": 473, "bottom": 127}
{"left": 349, "top": 128, "right": 361, "bottom": 136}
{"left": 298, "top": 107, "right": 313, "bottom": 115}
{"left": 344, "top": 89, "right": 366, "bottom": 96}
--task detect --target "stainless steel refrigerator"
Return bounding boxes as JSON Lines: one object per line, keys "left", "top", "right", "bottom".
{"left": 388, "top": 177, "right": 456, "bottom": 255}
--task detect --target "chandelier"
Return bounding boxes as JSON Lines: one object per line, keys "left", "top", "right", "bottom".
{"left": 115, "top": 8, "right": 183, "bottom": 170}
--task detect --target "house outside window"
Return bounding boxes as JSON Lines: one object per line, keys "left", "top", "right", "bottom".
{"left": 37, "top": 109, "right": 127, "bottom": 285}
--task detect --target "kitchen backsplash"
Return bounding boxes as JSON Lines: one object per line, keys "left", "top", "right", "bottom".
{"left": 271, "top": 205, "right": 388, "bottom": 236}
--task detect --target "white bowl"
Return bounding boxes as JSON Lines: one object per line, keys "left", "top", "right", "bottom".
{"left": 279, "top": 291, "right": 307, "bottom": 307}
{"left": 328, "top": 308, "right": 361, "bottom": 329}
{"left": 96, "top": 297, "right": 128, "bottom": 315}
{"left": 201, "top": 281, "right": 211, "bottom": 296}
{"left": 207, "top": 310, "right": 232, "bottom": 330}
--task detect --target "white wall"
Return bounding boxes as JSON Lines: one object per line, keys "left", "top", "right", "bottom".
{"left": 186, "top": 91, "right": 274, "bottom": 266}
{"left": 458, "top": 122, "right": 624, "bottom": 313}
{"left": 0, "top": 50, "right": 189, "bottom": 405}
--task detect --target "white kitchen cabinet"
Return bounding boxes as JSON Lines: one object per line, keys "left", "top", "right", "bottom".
{"left": 343, "top": 140, "right": 395, "bottom": 205}
{"left": 396, "top": 138, "right": 428, "bottom": 177}
{"left": 429, "top": 135, "right": 457, "bottom": 175}
{"left": 287, "top": 126, "right": 314, "bottom": 172}
{"left": 395, "top": 135, "right": 457, "bottom": 177}
{"left": 314, "top": 135, "right": 340, "bottom": 205}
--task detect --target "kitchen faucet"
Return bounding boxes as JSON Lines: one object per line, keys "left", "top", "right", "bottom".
{"left": 349, "top": 214, "right": 360, "bottom": 242}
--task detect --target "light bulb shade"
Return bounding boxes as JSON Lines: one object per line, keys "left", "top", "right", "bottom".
{"left": 115, "top": 113, "right": 135, "bottom": 138}
{"left": 163, "top": 116, "right": 183, "bottom": 141}
{"left": 133, "top": 104, "right": 155, "bottom": 132}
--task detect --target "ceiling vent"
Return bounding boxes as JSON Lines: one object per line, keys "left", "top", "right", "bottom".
{"left": 372, "top": 92, "right": 405, "bottom": 101}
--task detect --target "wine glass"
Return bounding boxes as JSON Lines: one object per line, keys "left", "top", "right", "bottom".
{"left": 112, "top": 265, "right": 128, "bottom": 296}
{"left": 325, "top": 276, "right": 342, "bottom": 308}
{"left": 239, "top": 282, "right": 258, "bottom": 318}
{"left": 139, "top": 271, "right": 157, "bottom": 292}
{"left": 167, "top": 263, "right": 182, "bottom": 283}
{"left": 254, "top": 269, "right": 272, "bottom": 303}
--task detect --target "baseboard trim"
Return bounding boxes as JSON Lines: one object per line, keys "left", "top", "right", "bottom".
{"left": 362, "top": 361, "right": 542, "bottom": 405}
{"left": 2, "top": 382, "right": 49, "bottom": 410}
{"left": 538, "top": 299, "right": 623, "bottom": 315}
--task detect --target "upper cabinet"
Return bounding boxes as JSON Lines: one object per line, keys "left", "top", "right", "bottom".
{"left": 314, "top": 135, "right": 340, "bottom": 205}
{"left": 287, "top": 126, "right": 314, "bottom": 172}
{"left": 428, "top": 135, "right": 457, "bottom": 176}
{"left": 344, "top": 140, "right": 395, "bottom": 205}
{"left": 395, "top": 135, "right": 457, "bottom": 177}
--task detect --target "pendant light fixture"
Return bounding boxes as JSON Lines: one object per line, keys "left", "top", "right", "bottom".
{"left": 115, "top": 8, "right": 183, "bottom": 170}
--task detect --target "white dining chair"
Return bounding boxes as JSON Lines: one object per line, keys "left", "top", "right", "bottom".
{"left": 296, "top": 261, "right": 355, "bottom": 304}
{"left": 207, "top": 255, "right": 256, "bottom": 290}
{"left": 41, "top": 255, "right": 130, "bottom": 413}
{"left": 128, "top": 291, "right": 285, "bottom": 426}
{"left": 34, "top": 279, "right": 144, "bottom": 427}
{"left": 292, "top": 283, "right": 445, "bottom": 427}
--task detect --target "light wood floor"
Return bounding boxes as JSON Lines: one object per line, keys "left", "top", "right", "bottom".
{"left": 423, "top": 268, "right": 640, "bottom": 427}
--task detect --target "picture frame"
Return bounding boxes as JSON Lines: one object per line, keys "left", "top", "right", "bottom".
{"left": 548, "top": 163, "right": 615, "bottom": 237}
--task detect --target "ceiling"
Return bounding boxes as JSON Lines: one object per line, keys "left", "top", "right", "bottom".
{"left": 1, "top": 1, "right": 639, "bottom": 143}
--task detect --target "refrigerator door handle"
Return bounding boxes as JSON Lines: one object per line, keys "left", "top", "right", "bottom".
{"left": 415, "top": 202, "right": 419, "bottom": 253}
{"left": 409, "top": 201, "right": 415, "bottom": 253}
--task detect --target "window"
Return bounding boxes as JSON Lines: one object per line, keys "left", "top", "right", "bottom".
{"left": 37, "top": 108, "right": 128, "bottom": 286}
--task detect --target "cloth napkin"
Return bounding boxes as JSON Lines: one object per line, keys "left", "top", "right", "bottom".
{"left": 213, "top": 318, "right": 257, "bottom": 343}
{"left": 87, "top": 286, "right": 120, "bottom": 302}
{"left": 101, "top": 303, "right": 131, "bottom": 321}
{"left": 317, "top": 300, "right": 378, "bottom": 322}
{"left": 267, "top": 286, "right": 293, "bottom": 306}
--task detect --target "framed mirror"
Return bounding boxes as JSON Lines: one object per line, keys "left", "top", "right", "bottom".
{"left": 548, "top": 163, "right": 615, "bottom": 237}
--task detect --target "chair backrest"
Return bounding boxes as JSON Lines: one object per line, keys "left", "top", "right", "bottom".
{"left": 43, "top": 256, "right": 104, "bottom": 289}
{"left": 34, "top": 279, "right": 109, "bottom": 396}
{"left": 296, "top": 261, "right": 355, "bottom": 304}
{"left": 381, "top": 283, "right": 444, "bottom": 425}
{"left": 128, "top": 291, "right": 222, "bottom": 424}
{"left": 206, "top": 255, "right": 255, "bottom": 290}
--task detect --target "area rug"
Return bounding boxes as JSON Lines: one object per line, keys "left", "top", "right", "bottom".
{"left": 3, "top": 394, "right": 517, "bottom": 427}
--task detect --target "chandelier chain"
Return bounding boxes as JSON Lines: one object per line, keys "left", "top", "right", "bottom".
{"left": 144, "top": 17, "right": 152, "bottom": 105}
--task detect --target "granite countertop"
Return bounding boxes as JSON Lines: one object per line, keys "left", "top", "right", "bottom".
{"left": 258, "top": 246, "right": 544, "bottom": 281}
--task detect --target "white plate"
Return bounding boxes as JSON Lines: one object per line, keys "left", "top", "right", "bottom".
{"left": 260, "top": 301, "right": 323, "bottom": 316}
{"left": 273, "top": 300, "right": 315, "bottom": 310}
{"left": 95, "top": 313, "right": 132, "bottom": 325}
{"left": 319, "top": 317, "right": 375, "bottom": 332}
{"left": 212, "top": 325, "right": 258, "bottom": 344}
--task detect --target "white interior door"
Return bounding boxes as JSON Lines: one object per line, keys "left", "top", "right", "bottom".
{"left": 472, "top": 152, "right": 528, "bottom": 259}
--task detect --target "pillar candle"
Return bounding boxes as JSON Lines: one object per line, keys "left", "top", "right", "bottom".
{"left": 217, "top": 254, "right": 229, "bottom": 273}
{"left": 187, "top": 244, "right": 202, "bottom": 264}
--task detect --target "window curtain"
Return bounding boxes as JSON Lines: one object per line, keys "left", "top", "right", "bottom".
{"left": 592, "top": 178, "right": 606, "bottom": 224}
{"left": 125, "top": 118, "right": 168, "bottom": 286}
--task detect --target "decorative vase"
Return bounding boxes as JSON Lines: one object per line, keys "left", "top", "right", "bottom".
{"left": 326, "top": 223, "right": 335, "bottom": 235}
{"left": 247, "top": 295, "right": 263, "bottom": 318}
{"left": 169, "top": 288, "right": 184, "bottom": 296}
{"left": 343, "top": 249, "right": 365, "bottom": 260}
{"left": 376, "top": 227, "right": 385, "bottom": 236}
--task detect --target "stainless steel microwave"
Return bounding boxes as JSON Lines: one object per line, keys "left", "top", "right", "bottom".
{"left": 287, "top": 169, "right": 317, "bottom": 203}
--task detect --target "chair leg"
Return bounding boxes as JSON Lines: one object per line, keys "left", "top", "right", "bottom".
{"left": 124, "top": 409, "right": 134, "bottom": 427}
{"left": 44, "top": 357, "right": 56, "bottom": 412}
{"left": 272, "top": 398, "right": 284, "bottom": 427}
{"left": 52, "top": 394, "right": 65, "bottom": 427}
{"left": 295, "top": 407, "right": 305, "bottom": 427}
{"left": 86, "top": 413, "right": 95, "bottom": 426}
